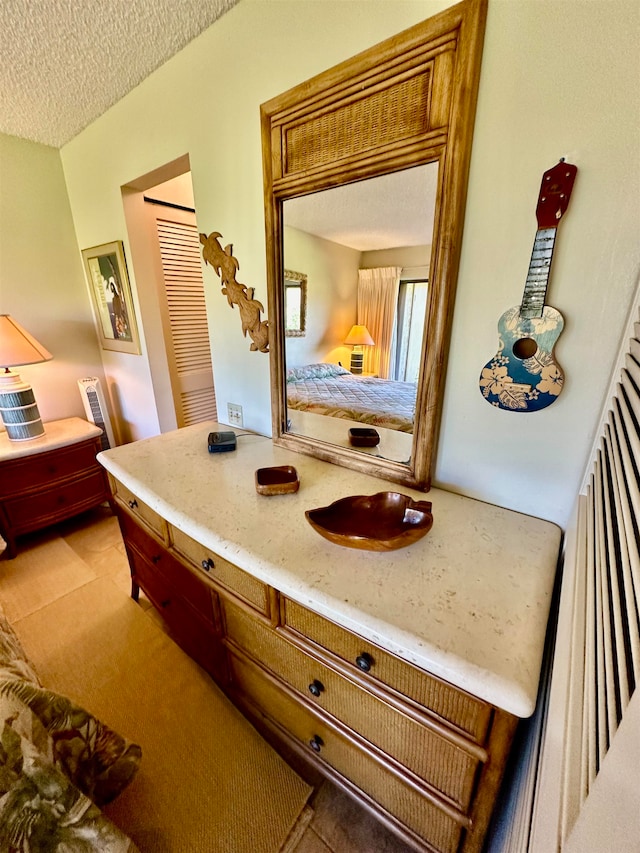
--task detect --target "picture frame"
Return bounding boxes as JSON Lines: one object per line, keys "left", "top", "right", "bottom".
{"left": 82, "top": 240, "right": 141, "bottom": 354}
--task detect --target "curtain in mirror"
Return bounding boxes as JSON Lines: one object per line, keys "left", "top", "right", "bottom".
{"left": 357, "top": 267, "right": 401, "bottom": 378}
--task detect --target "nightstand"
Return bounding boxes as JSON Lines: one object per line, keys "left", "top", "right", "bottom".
{"left": 0, "top": 417, "right": 113, "bottom": 559}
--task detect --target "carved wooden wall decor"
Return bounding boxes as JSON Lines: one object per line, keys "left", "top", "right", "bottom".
{"left": 200, "top": 231, "right": 269, "bottom": 353}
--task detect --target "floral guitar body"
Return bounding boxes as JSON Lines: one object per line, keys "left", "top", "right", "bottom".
{"left": 480, "top": 304, "right": 564, "bottom": 411}
{"left": 479, "top": 160, "right": 577, "bottom": 412}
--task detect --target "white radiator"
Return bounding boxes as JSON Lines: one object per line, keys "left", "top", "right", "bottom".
{"left": 77, "top": 377, "right": 116, "bottom": 451}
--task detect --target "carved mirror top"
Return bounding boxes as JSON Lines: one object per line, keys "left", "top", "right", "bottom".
{"left": 261, "top": 0, "right": 487, "bottom": 490}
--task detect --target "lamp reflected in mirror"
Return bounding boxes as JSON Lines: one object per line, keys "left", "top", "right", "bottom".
{"left": 344, "top": 324, "right": 375, "bottom": 374}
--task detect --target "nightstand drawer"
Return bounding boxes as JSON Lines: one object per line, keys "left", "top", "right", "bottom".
{"left": 3, "top": 470, "right": 108, "bottom": 531}
{"left": 282, "top": 598, "right": 491, "bottom": 744}
{"left": 111, "top": 478, "right": 167, "bottom": 540}
{"left": 224, "top": 598, "right": 480, "bottom": 811}
{"left": 228, "top": 650, "right": 466, "bottom": 853}
{"left": 170, "top": 523, "right": 271, "bottom": 616}
{"left": 0, "top": 439, "right": 100, "bottom": 497}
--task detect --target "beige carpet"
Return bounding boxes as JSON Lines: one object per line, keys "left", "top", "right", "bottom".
{"left": 8, "top": 570, "right": 312, "bottom": 853}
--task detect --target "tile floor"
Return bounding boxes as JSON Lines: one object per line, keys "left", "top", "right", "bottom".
{"left": 0, "top": 507, "right": 415, "bottom": 853}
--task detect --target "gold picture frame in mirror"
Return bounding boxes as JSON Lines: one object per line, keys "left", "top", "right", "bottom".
{"left": 261, "top": 0, "right": 487, "bottom": 491}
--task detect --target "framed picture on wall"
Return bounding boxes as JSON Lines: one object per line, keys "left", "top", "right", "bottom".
{"left": 82, "top": 240, "right": 141, "bottom": 354}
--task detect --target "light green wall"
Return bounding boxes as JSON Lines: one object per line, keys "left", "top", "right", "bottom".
{"left": 57, "top": 0, "right": 640, "bottom": 526}
{"left": 0, "top": 134, "right": 106, "bottom": 426}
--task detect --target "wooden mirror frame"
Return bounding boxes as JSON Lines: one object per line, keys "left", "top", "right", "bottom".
{"left": 261, "top": 0, "right": 487, "bottom": 490}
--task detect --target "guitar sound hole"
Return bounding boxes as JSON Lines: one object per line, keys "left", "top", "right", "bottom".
{"left": 512, "top": 337, "right": 538, "bottom": 360}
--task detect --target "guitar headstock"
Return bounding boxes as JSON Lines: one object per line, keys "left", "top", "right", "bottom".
{"left": 536, "top": 160, "right": 578, "bottom": 229}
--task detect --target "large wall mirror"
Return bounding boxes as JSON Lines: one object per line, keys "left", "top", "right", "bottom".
{"left": 261, "top": 0, "right": 487, "bottom": 490}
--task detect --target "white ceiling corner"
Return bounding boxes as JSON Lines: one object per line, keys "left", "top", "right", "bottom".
{"left": 0, "top": 0, "right": 239, "bottom": 148}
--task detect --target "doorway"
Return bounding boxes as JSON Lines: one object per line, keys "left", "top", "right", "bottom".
{"left": 122, "top": 157, "right": 217, "bottom": 432}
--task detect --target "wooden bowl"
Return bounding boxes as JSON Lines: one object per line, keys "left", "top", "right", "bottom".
{"left": 305, "top": 491, "right": 433, "bottom": 551}
{"left": 255, "top": 465, "right": 300, "bottom": 495}
{"left": 348, "top": 427, "right": 380, "bottom": 447}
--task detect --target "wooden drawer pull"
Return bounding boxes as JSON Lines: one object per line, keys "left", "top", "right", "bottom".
{"left": 161, "top": 599, "right": 171, "bottom": 608}
{"left": 308, "top": 679, "right": 325, "bottom": 697}
{"left": 151, "top": 555, "right": 162, "bottom": 564}
{"left": 355, "top": 652, "right": 374, "bottom": 672}
{"left": 201, "top": 557, "right": 215, "bottom": 571}
{"left": 128, "top": 499, "right": 138, "bottom": 509}
{"left": 309, "top": 735, "right": 323, "bottom": 753}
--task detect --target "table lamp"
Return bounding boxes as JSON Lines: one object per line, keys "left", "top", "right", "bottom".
{"left": 344, "top": 324, "right": 375, "bottom": 374}
{"left": 0, "top": 315, "right": 52, "bottom": 441}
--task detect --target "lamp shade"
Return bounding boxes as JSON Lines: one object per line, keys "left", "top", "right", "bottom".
{"left": 344, "top": 324, "right": 375, "bottom": 347}
{"left": 0, "top": 315, "right": 52, "bottom": 367}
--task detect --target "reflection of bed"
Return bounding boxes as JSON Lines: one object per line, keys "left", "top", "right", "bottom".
{"left": 286, "top": 363, "right": 416, "bottom": 432}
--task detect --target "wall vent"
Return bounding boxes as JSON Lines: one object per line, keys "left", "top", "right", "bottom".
{"left": 77, "top": 377, "right": 115, "bottom": 451}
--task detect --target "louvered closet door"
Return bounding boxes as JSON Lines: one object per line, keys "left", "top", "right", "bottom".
{"left": 156, "top": 215, "right": 217, "bottom": 427}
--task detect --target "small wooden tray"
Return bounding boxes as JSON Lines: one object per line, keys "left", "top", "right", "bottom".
{"left": 349, "top": 427, "right": 380, "bottom": 447}
{"left": 305, "top": 491, "right": 433, "bottom": 551}
{"left": 255, "top": 465, "right": 300, "bottom": 496}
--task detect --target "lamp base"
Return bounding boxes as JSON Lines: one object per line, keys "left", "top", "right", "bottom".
{"left": 349, "top": 351, "right": 364, "bottom": 374}
{"left": 0, "top": 371, "right": 45, "bottom": 441}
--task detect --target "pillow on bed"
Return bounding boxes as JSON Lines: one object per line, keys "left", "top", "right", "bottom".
{"left": 287, "top": 363, "right": 351, "bottom": 382}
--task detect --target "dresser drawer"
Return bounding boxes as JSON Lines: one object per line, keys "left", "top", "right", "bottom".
{"left": 4, "top": 470, "right": 109, "bottom": 531}
{"left": 169, "top": 523, "right": 271, "bottom": 616}
{"left": 128, "top": 544, "right": 224, "bottom": 681}
{"left": 224, "top": 598, "right": 480, "bottom": 811}
{"left": 282, "top": 598, "right": 492, "bottom": 744}
{"left": 119, "top": 512, "right": 215, "bottom": 624}
{"left": 228, "top": 650, "right": 465, "bottom": 853}
{"left": 0, "top": 439, "right": 101, "bottom": 497}
{"left": 111, "top": 478, "right": 167, "bottom": 540}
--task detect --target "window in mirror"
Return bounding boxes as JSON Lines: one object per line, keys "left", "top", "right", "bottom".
{"left": 392, "top": 278, "right": 429, "bottom": 383}
{"left": 284, "top": 269, "right": 307, "bottom": 337}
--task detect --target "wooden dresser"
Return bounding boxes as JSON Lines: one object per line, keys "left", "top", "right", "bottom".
{"left": 101, "top": 423, "right": 561, "bottom": 853}
{"left": 0, "top": 417, "right": 111, "bottom": 558}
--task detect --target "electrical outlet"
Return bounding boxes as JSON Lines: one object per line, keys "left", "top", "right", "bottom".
{"left": 227, "top": 403, "right": 243, "bottom": 427}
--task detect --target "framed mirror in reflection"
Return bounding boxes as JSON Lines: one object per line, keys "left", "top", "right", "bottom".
{"left": 284, "top": 269, "right": 307, "bottom": 337}
{"left": 282, "top": 164, "right": 437, "bottom": 466}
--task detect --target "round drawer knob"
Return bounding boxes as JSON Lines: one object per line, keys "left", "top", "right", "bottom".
{"left": 201, "top": 557, "right": 215, "bottom": 571}
{"left": 355, "top": 652, "right": 373, "bottom": 672}
{"left": 308, "top": 680, "right": 324, "bottom": 697}
{"left": 161, "top": 599, "right": 170, "bottom": 608}
{"left": 128, "top": 499, "right": 138, "bottom": 509}
{"left": 151, "top": 555, "right": 161, "bottom": 564}
{"left": 309, "top": 735, "right": 324, "bottom": 753}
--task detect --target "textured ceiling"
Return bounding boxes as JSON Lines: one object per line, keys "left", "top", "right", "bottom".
{"left": 0, "top": 0, "right": 238, "bottom": 148}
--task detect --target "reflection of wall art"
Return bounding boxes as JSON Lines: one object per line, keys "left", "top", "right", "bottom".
{"left": 82, "top": 241, "right": 140, "bottom": 354}
{"left": 199, "top": 231, "right": 269, "bottom": 353}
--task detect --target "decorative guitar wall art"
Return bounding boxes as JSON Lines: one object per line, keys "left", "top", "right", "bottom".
{"left": 200, "top": 231, "right": 270, "bottom": 353}
{"left": 479, "top": 159, "right": 577, "bottom": 412}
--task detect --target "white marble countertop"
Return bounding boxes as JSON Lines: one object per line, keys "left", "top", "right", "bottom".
{"left": 0, "top": 417, "right": 102, "bottom": 462}
{"left": 98, "top": 422, "right": 561, "bottom": 718}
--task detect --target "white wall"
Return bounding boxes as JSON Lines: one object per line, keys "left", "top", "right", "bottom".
{"left": 0, "top": 134, "right": 107, "bottom": 427}
{"left": 59, "top": 0, "right": 640, "bottom": 527}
